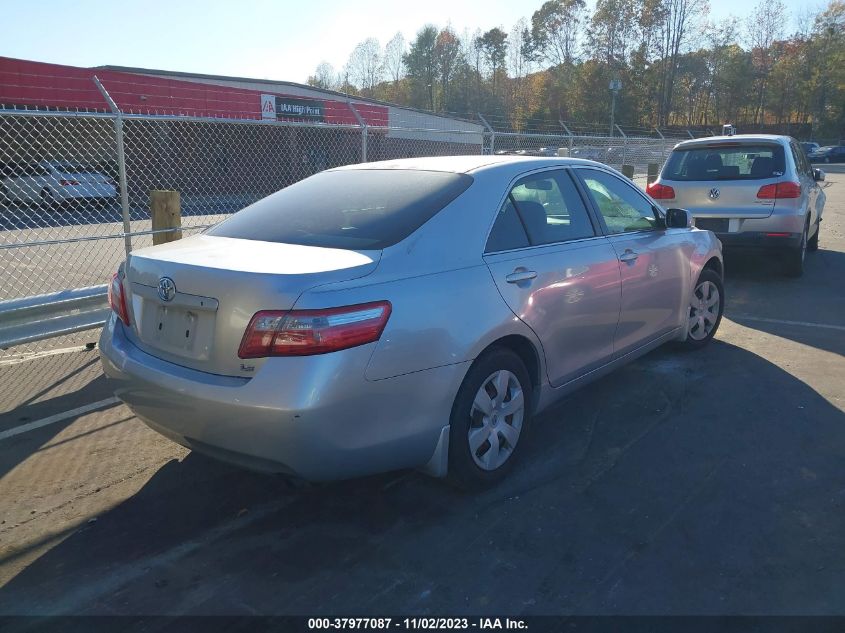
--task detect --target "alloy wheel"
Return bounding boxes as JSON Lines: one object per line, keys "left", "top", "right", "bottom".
{"left": 688, "top": 280, "right": 721, "bottom": 341}
{"left": 468, "top": 370, "right": 525, "bottom": 471}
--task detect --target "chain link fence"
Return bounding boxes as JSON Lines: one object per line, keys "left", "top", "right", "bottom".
{"left": 0, "top": 104, "right": 683, "bottom": 359}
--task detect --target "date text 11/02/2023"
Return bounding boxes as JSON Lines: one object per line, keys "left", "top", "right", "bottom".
{"left": 306, "top": 618, "right": 529, "bottom": 630}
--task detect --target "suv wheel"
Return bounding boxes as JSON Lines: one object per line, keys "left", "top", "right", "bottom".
{"left": 680, "top": 269, "right": 724, "bottom": 350}
{"left": 807, "top": 221, "right": 820, "bottom": 252}
{"left": 40, "top": 188, "right": 56, "bottom": 210}
{"left": 447, "top": 348, "right": 533, "bottom": 489}
{"left": 785, "top": 222, "right": 808, "bottom": 277}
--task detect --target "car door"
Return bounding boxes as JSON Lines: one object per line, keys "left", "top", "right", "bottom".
{"left": 19, "top": 163, "right": 46, "bottom": 203}
{"left": 483, "top": 168, "right": 622, "bottom": 387}
{"left": 573, "top": 167, "right": 689, "bottom": 357}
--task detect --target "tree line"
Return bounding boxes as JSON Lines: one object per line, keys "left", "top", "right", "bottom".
{"left": 307, "top": 0, "right": 844, "bottom": 139}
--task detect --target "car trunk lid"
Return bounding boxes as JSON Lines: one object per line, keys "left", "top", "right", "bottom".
{"left": 123, "top": 234, "right": 380, "bottom": 377}
{"left": 665, "top": 177, "right": 780, "bottom": 221}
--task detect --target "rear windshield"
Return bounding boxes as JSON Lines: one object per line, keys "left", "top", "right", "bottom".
{"left": 207, "top": 169, "right": 473, "bottom": 250}
{"left": 663, "top": 144, "right": 786, "bottom": 181}
{"left": 50, "top": 161, "right": 92, "bottom": 173}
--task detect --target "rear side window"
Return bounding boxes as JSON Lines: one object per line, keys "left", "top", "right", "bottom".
{"left": 208, "top": 169, "right": 473, "bottom": 250}
{"left": 790, "top": 142, "right": 812, "bottom": 178}
{"left": 486, "top": 198, "right": 529, "bottom": 252}
{"left": 663, "top": 144, "right": 786, "bottom": 181}
{"left": 51, "top": 161, "right": 91, "bottom": 174}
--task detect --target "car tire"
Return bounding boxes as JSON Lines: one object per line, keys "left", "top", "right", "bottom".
{"left": 446, "top": 348, "right": 533, "bottom": 490}
{"left": 679, "top": 269, "right": 724, "bottom": 350}
{"left": 807, "top": 222, "right": 820, "bottom": 252}
{"left": 785, "top": 221, "right": 808, "bottom": 277}
{"left": 40, "top": 188, "right": 56, "bottom": 210}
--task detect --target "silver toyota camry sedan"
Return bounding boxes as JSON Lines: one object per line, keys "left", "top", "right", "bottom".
{"left": 100, "top": 156, "right": 724, "bottom": 488}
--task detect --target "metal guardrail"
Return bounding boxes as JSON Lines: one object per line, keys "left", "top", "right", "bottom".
{"left": 0, "top": 285, "right": 109, "bottom": 349}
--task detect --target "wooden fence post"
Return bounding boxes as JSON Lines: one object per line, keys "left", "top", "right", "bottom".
{"left": 150, "top": 190, "right": 182, "bottom": 245}
{"left": 621, "top": 164, "right": 635, "bottom": 179}
{"left": 647, "top": 163, "right": 659, "bottom": 184}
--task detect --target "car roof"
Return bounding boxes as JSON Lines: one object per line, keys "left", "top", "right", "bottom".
{"left": 328, "top": 154, "right": 607, "bottom": 175}
{"left": 673, "top": 134, "right": 791, "bottom": 150}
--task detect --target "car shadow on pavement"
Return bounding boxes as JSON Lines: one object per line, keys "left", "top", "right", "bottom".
{"left": 0, "top": 351, "right": 117, "bottom": 482}
{"left": 2, "top": 338, "right": 845, "bottom": 617}
{"left": 723, "top": 247, "right": 845, "bottom": 357}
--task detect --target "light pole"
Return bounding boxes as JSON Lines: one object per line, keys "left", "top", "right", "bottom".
{"left": 609, "top": 79, "right": 622, "bottom": 137}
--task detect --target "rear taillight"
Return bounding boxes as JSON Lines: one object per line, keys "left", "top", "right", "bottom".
{"left": 757, "top": 182, "right": 801, "bottom": 199}
{"left": 646, "top": 182, "right": 675, "bottom": 200}
{"left": 108, "top": 272, "right": 130, "bottom": 326}
{"left": 59, "top": 179, "right": 79, "bottom": 186}
{"left": 238, "top": 301, "right": 392, "bottom": 358}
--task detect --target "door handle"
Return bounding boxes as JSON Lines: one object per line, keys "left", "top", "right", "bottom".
{"left": 506, "top": 269, "right": 537, "bottom": 283}
{"left": 619, "top": 249, "right": 639, "bottom": 263}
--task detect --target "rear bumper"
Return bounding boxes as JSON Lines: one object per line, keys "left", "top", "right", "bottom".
{"left": 98, "top": 315, "right": 468, "bottom": 480}
{"left": 695, "top": 214, "right": 805, "bottom": 250}
{"left": 715, "top": 231, "right": 802, "bottom": 250}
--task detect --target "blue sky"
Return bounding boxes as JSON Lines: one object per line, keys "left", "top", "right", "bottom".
{"left": 2, "top": 0, "right": 822, "bottom": 84}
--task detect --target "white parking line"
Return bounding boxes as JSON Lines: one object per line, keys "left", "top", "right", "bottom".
{"left": 0, "top": 344, "right": 96, "bottom": 367}
{"left": 0, "top": 397, "right": 119, "bottom": 442}
{"left": 729, "top": 314, "right": 845, "bottom": 332}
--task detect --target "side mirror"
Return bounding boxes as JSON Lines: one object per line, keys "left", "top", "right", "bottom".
{"left": 813, "top": 168, "right": 825, "bottom": 182}
{"left": 665, "top": 208, "right": 692, "bottom": 229}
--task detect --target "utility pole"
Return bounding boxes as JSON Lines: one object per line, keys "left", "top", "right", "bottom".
{"left": 609, "top": 79, "right": 622, "bottom": 137}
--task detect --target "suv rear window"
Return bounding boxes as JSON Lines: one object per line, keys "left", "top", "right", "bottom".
{"left": 208, "top": 169, "right": 473, "bottom": 250}
{"left": 662, "top": 144, "right": 786, "bottom": 181}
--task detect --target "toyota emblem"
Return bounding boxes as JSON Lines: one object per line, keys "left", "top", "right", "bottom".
{"left": 157, "top": 277, "right": 176, "bottom": 302}
{"left": 708, "top": 188, "right": 720, "bottom": 200}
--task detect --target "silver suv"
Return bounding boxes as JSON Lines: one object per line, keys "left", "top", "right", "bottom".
{"left": 647, "top": 135, "right": 826, "bottom": 276}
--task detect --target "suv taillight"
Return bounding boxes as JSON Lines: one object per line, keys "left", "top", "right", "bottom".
{"left": 757, "top": 182, "right": 801, "bottom": 199}
{"left": 238, "top": 301, "right": 392, "bottom": 358}
{"left": 108, "top": 271, "right": 130, "bottom": 325}
{"left": 646, "top": 182, "right": 676, "bottom": 199}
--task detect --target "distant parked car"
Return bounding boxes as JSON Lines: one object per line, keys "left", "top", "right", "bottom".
{"left": 647, "top": 134, "right": 826, "bottom": 276}
{"left": 800, "top": 142, "right": 820, "bottom": 156}
{"left": 100, "top": 155, "right": 723, "bottom": 487}
{"left": 0, "top": 160, "right": 117, "bottom": 208}
{"left": 808, "top": 145, "right": 845, "bottom": 163}
{"left": 569, "top": 146, "right": 608, "bottom": 162}
{"left": 605, "top": 146, "right": 665, "bottom": 166}
{"left": 494, "top": 147, "right": 560, "bottom": 157}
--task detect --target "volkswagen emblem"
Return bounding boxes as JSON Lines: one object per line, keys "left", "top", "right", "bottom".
{"left": 157, "top": 277, "right": 176, "bottom": 302}
{"left": 708, "top": 188, "right": 720, "bottom": 200}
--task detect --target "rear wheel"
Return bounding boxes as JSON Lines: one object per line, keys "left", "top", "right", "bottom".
{"left": 40, "top": 188, "right": 56, "bottom": 210}
{"left": 807, "top": 221, "right": 820, "bottom": 252}
{"left": 447, "top": 348, "right": 532, "bottom": 490}
{"left": 679, "top": 269, "right": 724, "bottom": 350}
{"left": 785, "top": 221, "right": 808, "bottom": 277}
